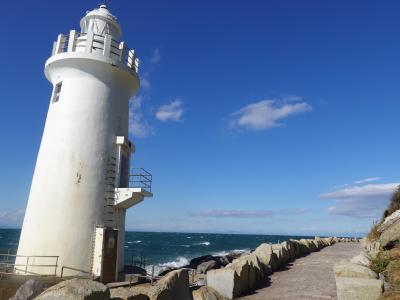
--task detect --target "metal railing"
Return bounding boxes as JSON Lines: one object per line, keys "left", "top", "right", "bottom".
{"left": 60, "top": 266, "right": 92, "bottom": 279}
{"left": 51, "top": 30, "right": 139, "bottom": 73}
{"left": 129, "top": 168, "right": 152, "bottom": 192}
{"left": 0, "top": 253, "right": 59, "bottom": 276}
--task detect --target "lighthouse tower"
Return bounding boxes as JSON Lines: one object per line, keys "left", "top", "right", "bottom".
{"left": 16, "top": 5, "right": 152, "bottom": 282}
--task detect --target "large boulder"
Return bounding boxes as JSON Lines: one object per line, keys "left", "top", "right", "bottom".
{"left": 253, "top": 243, "right": 277, "bottom": 273}
{"left": 214, "top": 256, "right": 230, "bottom": 267}
{"left": 299, "top": 239, "right": 313, "bottom": 254}
{"left": 379, "top": 209, "right": 400, "bottom": 233}
{"left": 231, "top": 254, "right": 265, "bottom": 290}
{"left": 281, "top": 241, "right": 295, "bottom": 260}
{"left": 350, "top": 253, "right": 371, "bottom": 267}
{"left": 379, "top": 218, "right": 400, "bottom": 249}
{"left": 110, "top": 287, "right": 150, "bottom": 300}
{"left": 307, "top": 239, "right": 318, "bottom": 251}
{"left": 9, "top": 279, "right": 52, "bottom": 300}
{"left": 149, "top": 269, "right": 193, "bottom": 300}
{"left": 206, "top": 268, "right": 240, "bottom": 300}
{"left": 192, "top": 286, "right": 225, "bottom": 300}
{"left": 197, "top": 260, "right": 220, "bottom": 274}
{"left": 335, "top": 277, "right": 383, "bottom": 300}
{"left": 207, "top": 257, "right": 256, "bottom": 299}
{"left": 35, "top": 278, "right": 110, "bottom": 300}
{"left": 289, "top": 239, "right": 305, "bottom": 258}
{"left": 189, "top": 255, "right": 215, "bottom": 269}
{"left": 226, "top": 258, "right": 250, "bottom": 294}
{"left": 271, "top": 244, "right": 290, "bottom": 267}
{"left": 334, "top": 263, "right": 378, "bottom": 279}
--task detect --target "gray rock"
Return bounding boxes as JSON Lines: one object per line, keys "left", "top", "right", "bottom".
{"left": 197, "top": 260, "right": 220, "bottom": 274}
{"left": 334, "top": 263, "right": 378, "bottom": 279}
{"left": 253, "top": 243, "right": 277, "bottom": 273}
{"left": 379, "top": 218, "right": 400, "bottom": 249}
{"left": 9, "top": 279, "right": 51, "bottom": 300}
{"left": 206, "top": 267, "right": 241, "bottom": 300}
{"left": 149, "top": 269, "right": 193, "bottom": 300}
{"left": 35, "top": 278, "right": 110, "bottom": 300}
{"left": 379, "top": 209, "right": 400, "bottom": 233}
{"left": 110, "top": 287, "right": 150, "bottom": 300}
{"left": 192, "top": 286, "right": 225, "bottom": 300}
{"left": 335, "top": 277, "right": 383, "bottom": 300}
{"left": 350, "top": 253, "right": 371, "bottom": 267}
{"left": 189, "top": 255, "right": 214, "bottom": 269}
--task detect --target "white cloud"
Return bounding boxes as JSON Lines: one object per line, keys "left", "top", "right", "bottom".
{"left": 229, "top": 98, "right": 312, "bottom": 131}
{"left": 0, "top": 209, "right": 24, "bottom": 226}
{"left": 140, "top": 72, "right": 151, "bottom": 90}
{"left": 321, "top": 183, "right": 399, "bottom": 219}
{"left": 354, "top": 177, "right": 381, "bottom": 184}
{"left": 321, "top": 183, "right": 398, "bottom": 199}
{"left": 129, "top": 96, "right": 153, "bottom": 138}
{"left": 156, "top": 100, "right": 184, "bottom": 122}
{"left": 150, "top": 48, "right": 161, "bottom": 65}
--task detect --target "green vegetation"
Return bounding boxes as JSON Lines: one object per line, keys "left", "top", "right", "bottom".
{"left": 382, "top": 186, "right": 400, "bottom": 222}
{"left": 369, "top": 186, "right": 400, "bottom": 299}
{"left": 380, "top": 291, "right": 400, "bottom": 300}
{"left": 367, "top": 185, "right": 400, "bottom": 242}
{"left": 369, "top": 251, "right": 390, "bottom": 274}
{"left": 368, "top": 221, "right": 381, "bottom": 242}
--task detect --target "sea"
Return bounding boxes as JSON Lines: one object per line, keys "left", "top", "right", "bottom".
{"left": 0, "top": 229, "right": 312, "bottom": 274}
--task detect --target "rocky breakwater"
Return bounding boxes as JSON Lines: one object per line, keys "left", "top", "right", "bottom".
{"left": 333, "top": 209, "right": 400, "bottom": 300}
{"left": 201, "top": 237, "right": 338, "bottom": 300}
{"left": 7, "top": 237, "right": 344, "bottom": 300}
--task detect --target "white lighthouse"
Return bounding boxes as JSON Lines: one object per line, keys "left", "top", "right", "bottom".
{"left": 16, "top": 5, "right": 152, "bottom": 282}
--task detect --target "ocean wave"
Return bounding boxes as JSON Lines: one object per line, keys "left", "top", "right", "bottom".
{"left": 196, "top": 241, "right": 210, "bottom": 246}
{"left": 212, "top": 248, "right": 250, "bottom": 257}
{"left": 180, "top": 245, "right": 191, "bottom": 248}
{"left": 146, "top": 256, "right": 189, "bottom": 275}
{"left": 127, "top": 240, "right": 142, "bottom": 244}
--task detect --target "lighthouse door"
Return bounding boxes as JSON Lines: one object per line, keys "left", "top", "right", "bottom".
{"left": 101, "top": 228, "right": 118, "bottom": 283}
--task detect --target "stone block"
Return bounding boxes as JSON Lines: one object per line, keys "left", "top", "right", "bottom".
{"left": 335, "top": 277, "right": 383, "bottom": 300}
{"left": 334, "top": 263, "right": 378, "bottom": 279}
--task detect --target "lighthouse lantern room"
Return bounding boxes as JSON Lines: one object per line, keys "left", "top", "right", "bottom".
{"left": 15, "top": 5, "right": 152, "bottom": 282}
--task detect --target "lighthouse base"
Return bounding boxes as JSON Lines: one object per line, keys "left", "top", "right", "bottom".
{"left": 92, "top": 227, "right": 119, "bottom": 283}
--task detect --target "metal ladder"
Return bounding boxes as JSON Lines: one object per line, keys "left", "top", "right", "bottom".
{"left": 104, "top": 156, "right": 117, "bottom": 228}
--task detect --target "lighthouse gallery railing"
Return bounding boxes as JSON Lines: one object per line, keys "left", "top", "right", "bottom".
{"left": 51, "top": 30, "right": 139, "bottom": 73}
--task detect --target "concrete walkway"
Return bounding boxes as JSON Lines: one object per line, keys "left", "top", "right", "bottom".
{"left": 239, "top": 242, "right": 362, "bottom": 300}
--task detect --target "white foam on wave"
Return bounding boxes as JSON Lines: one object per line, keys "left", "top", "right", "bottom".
{"left": 196, "top": 241, "right": 210, "bottom": 246}
{"left": 212, "top": 248, "right": 250, "bottom": 257}
{"left": 146, "top": 256, "right": 189, "bottom": 276}
{"left": 127, "top": 240, "right": 142, "bottom": 244}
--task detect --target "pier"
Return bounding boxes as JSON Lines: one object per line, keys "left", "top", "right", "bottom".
{"left": 239, "top": 242, "right": 362, "bottom": 300}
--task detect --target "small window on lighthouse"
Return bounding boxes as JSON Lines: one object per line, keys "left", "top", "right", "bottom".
{"left": 52, "top": 82, "right": 62, "bottom": 103}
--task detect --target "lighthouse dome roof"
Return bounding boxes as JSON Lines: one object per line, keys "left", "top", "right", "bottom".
{"left": 80, "top": 4, "right": 122, "bottom": 40}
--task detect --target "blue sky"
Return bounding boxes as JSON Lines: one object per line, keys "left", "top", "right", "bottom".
{"left": 1, "top": 0, "right": 399, "bottom": 236}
